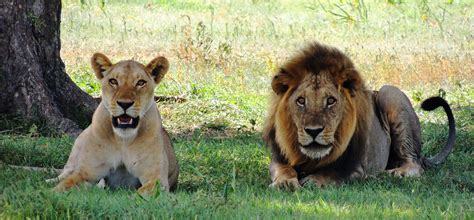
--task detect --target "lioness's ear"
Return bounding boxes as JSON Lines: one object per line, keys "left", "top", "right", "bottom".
{"left": 339, "top": 68, "right": 362, "bottom": 97}
{"left": 271, "top": 68, "right": 291, "bottom": 95}
{"left": 146, "top": 56, "right": 169, "bottom": 84}
{"left": 91, "top": 53, "right": 113, "bottom": 80}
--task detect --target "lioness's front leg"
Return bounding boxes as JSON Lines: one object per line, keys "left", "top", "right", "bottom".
{"left": 54, "top": 172, "right": 89, "bottom": 192}
{"left": 134, "top": 152, "right": 170, "bottom": 195}
{"left": 137, "top": 170, "right": 170, "bottom": 194}
{"left": 53, "top": 135, "right": 112, "bottom": 192}
{"left": 54, "top": 166, "right": 109, "bottom": 192}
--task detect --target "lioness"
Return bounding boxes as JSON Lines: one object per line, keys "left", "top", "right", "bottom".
{"left": 53, "top": 53, "right": 178, "bottom": 194}
{"left": 263, "top": 42, "right": 455, "bottom": 188}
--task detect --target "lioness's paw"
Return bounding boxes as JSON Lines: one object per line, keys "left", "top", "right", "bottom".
{"left": 299, "top": 175, "right": 335, "bottom": 187}
{"left": 269, "top": 177, "right": 300, "bottom": 190}
{"left": 52, "top": 183, "right": 67, "bottom": 192}
{"left": 137, "top": 185, "right": 154, "bottom": 195}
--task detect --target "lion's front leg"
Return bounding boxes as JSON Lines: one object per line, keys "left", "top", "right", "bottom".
{"left": 268, "top": 142, "right": 301, "bottom": 189}
{"left": 270, "top": 162, "right": 300, "bottom": 189}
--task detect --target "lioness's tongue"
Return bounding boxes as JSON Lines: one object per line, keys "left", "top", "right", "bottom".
{"left": 118, "top": 116, "right": 132, "bottom": 124}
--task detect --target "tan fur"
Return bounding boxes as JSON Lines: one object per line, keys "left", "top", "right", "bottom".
{"left": 54, "top": 53, "right": 178, "bottom": 194}
{"left": 273, "top": 89, "right": 304, "bottom": 166}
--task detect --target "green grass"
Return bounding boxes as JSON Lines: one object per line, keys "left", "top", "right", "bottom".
{"left": 1, "top": 0, "right": 473, "bottom": 218}
{"left": 0, "top": 118, "right": 472, "bottom": 218}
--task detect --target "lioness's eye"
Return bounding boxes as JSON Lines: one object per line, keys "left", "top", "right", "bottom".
{"left": 327, "top": 97, "right": 337, "bottom": 106}
{"left": 296, "top": 97, "right": 305, "bottom": 106}
{"left": 109, "top": 78, "right": 118, "bottom": 86}
{"left": 136, "top": 80, "right": 146, "bottom": 87}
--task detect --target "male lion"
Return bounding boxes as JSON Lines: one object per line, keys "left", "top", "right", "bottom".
{"left": 53, "top": 53, "right": 178, "bottom": 194}
{"left": 263, "top": 42, "right": 455, "bottom": 188}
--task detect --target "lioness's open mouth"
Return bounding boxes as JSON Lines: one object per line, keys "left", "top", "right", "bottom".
{"left": 112, "top": 114, "right": 139, "bottom": 129}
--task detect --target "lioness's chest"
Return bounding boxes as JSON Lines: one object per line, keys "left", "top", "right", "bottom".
{"left": 101, "top": 143, "right": 144, "bottom": 189}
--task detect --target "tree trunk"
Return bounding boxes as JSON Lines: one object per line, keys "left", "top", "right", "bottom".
{"left": 0, "top": 0, "right": 97, "bottom": 135}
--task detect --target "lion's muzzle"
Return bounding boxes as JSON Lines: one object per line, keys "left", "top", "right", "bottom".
{"left": 299, "top": 131, "right": 333, "bottom": 159}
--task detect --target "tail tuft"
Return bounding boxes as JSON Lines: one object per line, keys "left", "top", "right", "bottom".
{"left": 421, "top": 96, "right": 447, "bottom": 111}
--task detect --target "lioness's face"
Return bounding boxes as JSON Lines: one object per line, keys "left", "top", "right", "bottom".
{"left": 288, "top": 72, "right": 345, "bottom": 159}
{"left": 91, "top": 53, "right": 169, "bottom": 136}
{"left": 100, "top": 61, "right": 155, "bottom": 129}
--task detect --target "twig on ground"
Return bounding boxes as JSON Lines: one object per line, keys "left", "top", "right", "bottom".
{"left": 3, "top": 164, "right": 62, "bottom": 174}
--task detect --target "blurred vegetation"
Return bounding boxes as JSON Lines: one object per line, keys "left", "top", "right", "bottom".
{"left": 58, "top": 0, "right": 473, "bottom": 132}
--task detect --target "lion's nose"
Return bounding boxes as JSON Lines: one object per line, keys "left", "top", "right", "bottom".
{"left": 117, "top": 101, "right": 134, "bottom": 110}
{"left": 304, "top": 127, "right": 323, "bottom": 139}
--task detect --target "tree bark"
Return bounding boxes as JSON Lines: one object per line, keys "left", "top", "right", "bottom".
{"left": 0, "top": 0, "right": 97, "bottom": 135}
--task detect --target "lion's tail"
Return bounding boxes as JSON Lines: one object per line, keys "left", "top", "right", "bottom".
{"left": 420, "top": 96, "right": 456, "bottom": 168}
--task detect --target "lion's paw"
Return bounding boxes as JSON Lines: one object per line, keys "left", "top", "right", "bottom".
{"left": 387, "top": 162, "right": 423, "bottom": 177}
{"left": 299, "top": 175, "right": 335, "bottom": 187}
{"left": 387, "top": 166, "right": 422, "bottom": 177}
{"left": 269, "top": 177, "right": 300, "bottom": 190}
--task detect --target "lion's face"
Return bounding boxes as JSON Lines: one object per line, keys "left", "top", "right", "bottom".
{"left": 269, "top": 43, "right": 363, "bottom": 162}
{"left": 288, "top": 71, "right": 346, "bottom": 159}
{"left": 91, "top": 53, "right": 169, "bottom": 137}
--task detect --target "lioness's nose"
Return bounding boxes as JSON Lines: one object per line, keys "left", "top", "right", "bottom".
{"left": 304, "top": 127, "right": 323, "bottom": 138}
{"left": 117, "top": 101, "right": 134, "bottom": 110}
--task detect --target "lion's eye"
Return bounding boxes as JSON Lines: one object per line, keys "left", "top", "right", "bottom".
{"left": 296, "top": 97, "right": 305, "bottom": 107}
{"left": 109, "top": 78, "right": 118, "bottom": 86}
{"left": 136, "top": 80, "right": 147, "bottom": 87}
{"left": 327, "top": 97, "right": 337, "bottom": 107}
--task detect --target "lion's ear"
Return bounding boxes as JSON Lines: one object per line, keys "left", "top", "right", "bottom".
{"left": 146, "top": 56, "right": 169, "bottom": 84}
{"left": 271, "top": 68, "right": 292, "bottom": 95}
{"left": 339, "top": 68, "right": 362, "bottom": 97}
{"left": 91, "top": 53, "right": 113, "bottom": 80}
